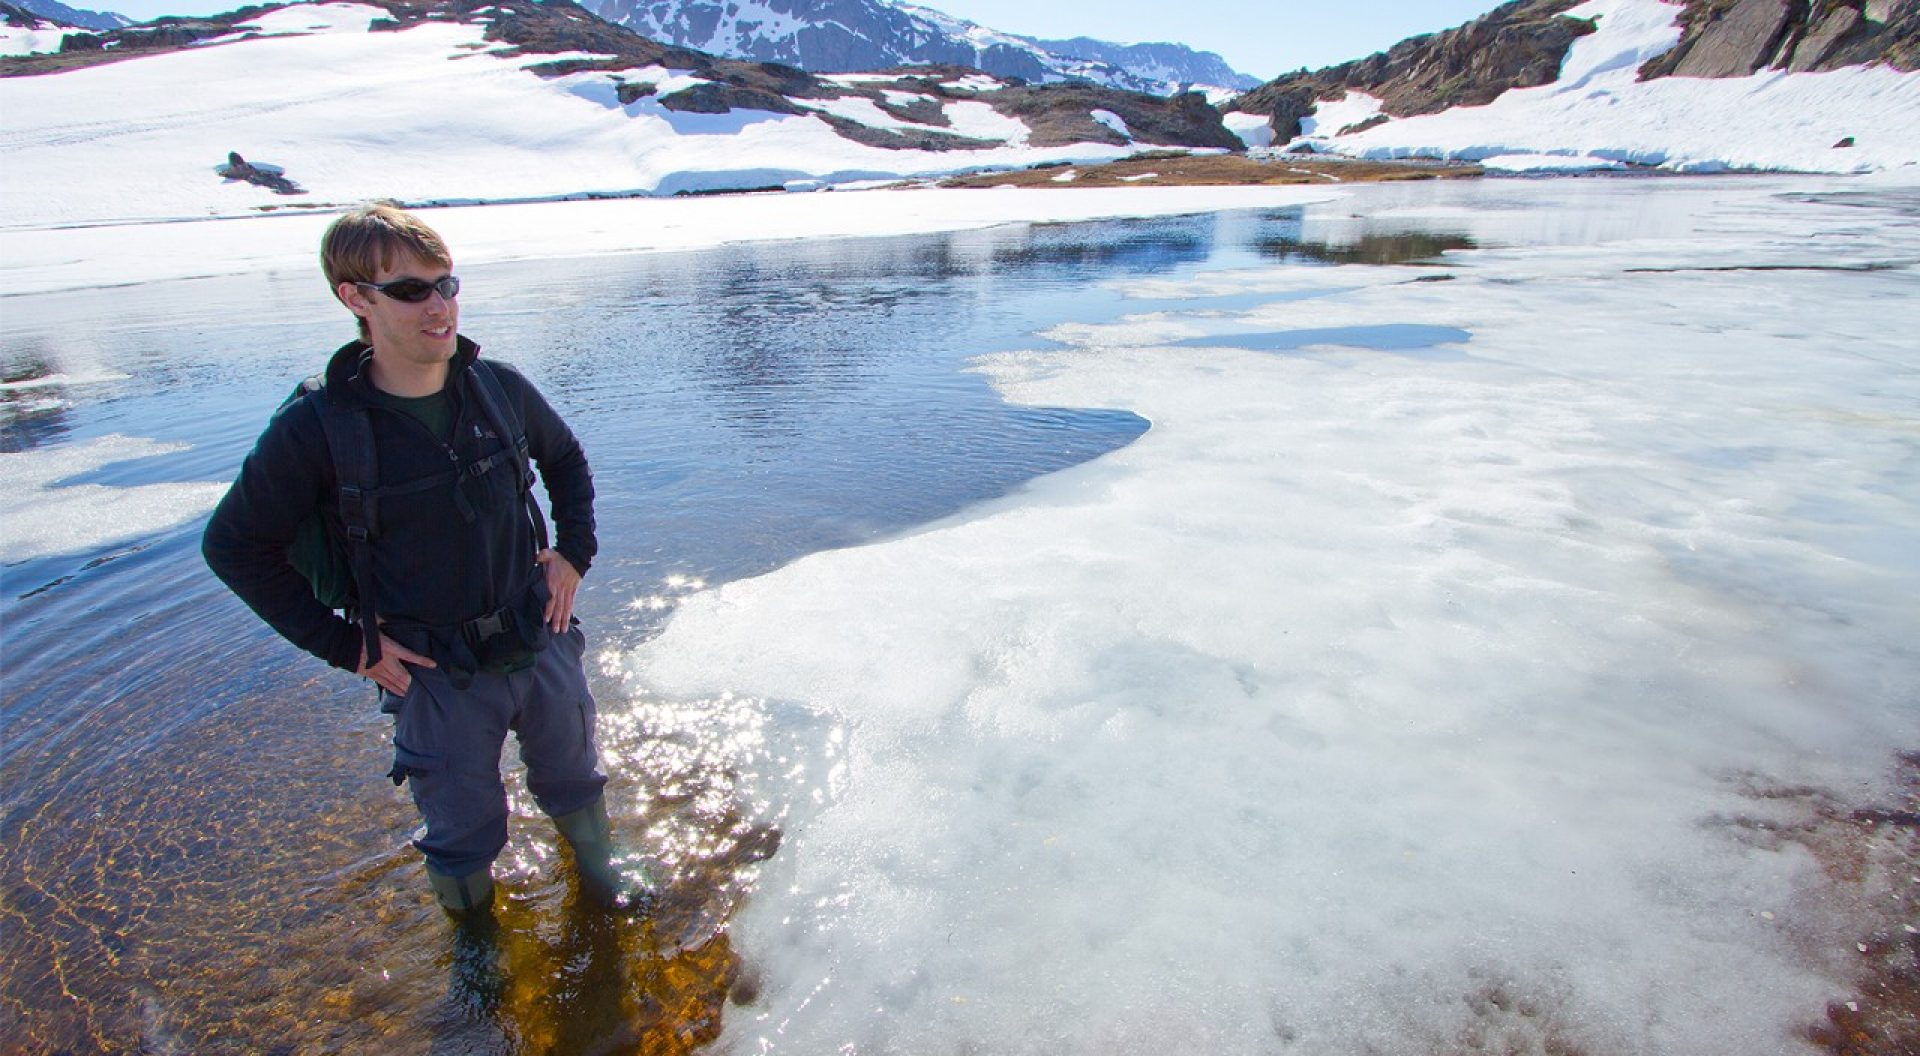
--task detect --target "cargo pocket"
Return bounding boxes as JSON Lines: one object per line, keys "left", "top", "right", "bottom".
{"left": 385, "top": 675, "right": 444, "bottom": 786}
{"left": 388, "top": 742, "right": 444, "bottom": 788}
{"left": 564, "top": 626, "right": 598, "bottom": 760}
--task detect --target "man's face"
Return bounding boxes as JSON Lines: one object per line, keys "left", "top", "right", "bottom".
{"left": 339, "top": 251, "right": 459, "bottom": 370}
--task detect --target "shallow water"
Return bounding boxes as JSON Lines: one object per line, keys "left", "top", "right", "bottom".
{"left": 0, "top": 202, "right": 1514, "bottom": 1054}
{"left": 5, "top": 177, "right": 1889, "bottom": 1055}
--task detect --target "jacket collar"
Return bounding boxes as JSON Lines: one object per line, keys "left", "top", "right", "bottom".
{"left": 324, "top": 334, "right": 481, "bottom": 406}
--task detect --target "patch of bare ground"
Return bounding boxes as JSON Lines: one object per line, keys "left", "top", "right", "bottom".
{"left": 1708, "top": 754, "right": 1920, "bottom": 1055}
{"left": 1801, "top": 754, "right": 1920, "bottom": 1056}
{"left": 929, "top": 152, "right": 1483, "bottom": 189}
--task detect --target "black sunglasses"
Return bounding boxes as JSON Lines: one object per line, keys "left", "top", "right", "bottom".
{"left": 357, "top": 275, "right": 460, "bottom": 303}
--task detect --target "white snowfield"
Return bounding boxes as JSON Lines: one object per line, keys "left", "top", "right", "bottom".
{"left": 1263, "top": 0, "right": 1920, "bottom": 174}
{"left": 625, "top": 172, "right": 1920, "bottom": 1055}
{"left": 0, "top": 2, "right": 1181, "bottom": 228}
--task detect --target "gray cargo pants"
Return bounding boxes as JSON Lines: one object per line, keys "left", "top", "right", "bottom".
{"left": 383, "top": 625, "right": 607, "bottom": 878}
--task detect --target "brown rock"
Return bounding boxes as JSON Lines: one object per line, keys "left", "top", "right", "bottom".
{"left": 1233, "top": 0, "right": 1594, "bottom": 141}
{"left": 657, "top": 82, "right": 804, "bottom": 115}
{"left": 1791, "top": 6, "right": 1865, "bottom": 71}
{"left": 1671, "top": 0, "right": 1797, "bottom": 77}
{"left": 1642, "top": 0, "right": 1919, "bottom": 78}
{"left": 985, "top": 84, "right": 1243, "bottom": 150}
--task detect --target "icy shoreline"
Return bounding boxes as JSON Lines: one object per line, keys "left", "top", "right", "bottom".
{"left": 619, "top": 174, "right": 1920, "bottom": 1054}
{"left": 0, "top": 185, "right": 1343, "bottom": 297}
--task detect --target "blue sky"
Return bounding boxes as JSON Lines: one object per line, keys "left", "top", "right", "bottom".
{"left": 93, "top": 0, "right": 1512, "bottom": 80}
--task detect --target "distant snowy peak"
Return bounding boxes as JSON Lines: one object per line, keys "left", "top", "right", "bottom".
{"left": 1028, "top": 37, "right": 1261, "bottom": 92}
{"left": 580, "top": 0, "right": 1253, "bottom": 97}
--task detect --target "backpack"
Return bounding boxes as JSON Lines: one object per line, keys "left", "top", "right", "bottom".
{"left": 287, "top": 359, "right": 550, "bottom": 669}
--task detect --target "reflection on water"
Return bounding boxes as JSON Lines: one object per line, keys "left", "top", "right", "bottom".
{"left": 0, "top": 207, "right": 1274, "bottom": 1055}
{"left": 1248, "top": 205, "right": 1478, "bottom": 266}
{"left": 0, "top": 186, "right": 1642, "bottom": 1053}
{"left": 1259, "top": 228, "right": 1478, "bottom": 266}
{"left": 0, "top": 349, "right": 76, "bottom": 453}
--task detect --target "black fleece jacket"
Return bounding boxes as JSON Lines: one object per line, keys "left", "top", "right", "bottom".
{"left": 203, "top": 337, "right": 597, "bottom": 672}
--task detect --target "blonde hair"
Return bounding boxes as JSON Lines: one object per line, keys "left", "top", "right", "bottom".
{"left": 320, "top": 204, "right": 452, "bottom": 338}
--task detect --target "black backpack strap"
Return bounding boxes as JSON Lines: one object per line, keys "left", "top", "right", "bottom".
{"left": 310, "top": 383, "right": 384, "bottom": 670}
{"left": 465, "top": 359, "right": 551, "bottom": 555}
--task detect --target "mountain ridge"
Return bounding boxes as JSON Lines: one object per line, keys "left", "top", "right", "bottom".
{"left": 579, "top": 0, "right": 1254, "bottom": 97}
{"left": 10, "top": 0, "right": 127, "bottom": 30}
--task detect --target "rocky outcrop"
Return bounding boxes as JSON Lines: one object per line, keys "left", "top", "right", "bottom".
{"left": 1639, "top": 0, "right": 1919, "bottom": 77}
{"left": 1232, "top": 0, "right": 1918, "bottom": 145}
{"left": 657, "top": 81, "right": 805, "bottom": 114}
{"left": 1234, "top": 0, "right": 1594, "bottom": 139}
{"left": 215, "top": 150, "right": 304, "bottom": 194}
{"left": 813, "top": 115, "right": 1001, "bottom": 151}
{"left": 49, "top": 17, "right": 230, "bottom": 56}
{"left": 1670, "top": 0, "right": 1799, "bottom": 75}
{"left": 985, "top": 84, "right": 1244, "bottom": 149}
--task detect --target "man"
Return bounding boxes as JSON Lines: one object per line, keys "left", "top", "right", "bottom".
{"left": 203, "top": 204, "right": 648, "bottom": 915}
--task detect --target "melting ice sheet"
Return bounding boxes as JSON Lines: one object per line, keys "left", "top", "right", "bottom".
{"left": 0, "top": 434, "right": 226, "bottom": 562}
{"left": 625, "top": 177, "right": 1920, "bottom": 1055}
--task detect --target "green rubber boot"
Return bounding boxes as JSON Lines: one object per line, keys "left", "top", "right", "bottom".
{"left": 551, "top": 797, "right": 657, "bottom": 913}
{"left": 426, "top": 863, "right": 495, "bottom": 916}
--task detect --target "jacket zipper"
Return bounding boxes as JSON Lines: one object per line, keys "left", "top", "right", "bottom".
{"left": 367, "top": 387, "right": 500, "bottom": 615}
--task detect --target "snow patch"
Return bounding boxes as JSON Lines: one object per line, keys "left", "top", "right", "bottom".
{"left": 1299, "top": 91, "right": 1387, "bottom": 138}
{"left": 0, "top": 435, "right": 227, "bottom": 562}
{"left": 1223, "top": 110, "right": 1273, "bottom": 149}
{"left": 1481, "top": 153, "right": 1627, "bottom": 172}
{"left": 0, "top": 23, "right": 72, "bottom": 55}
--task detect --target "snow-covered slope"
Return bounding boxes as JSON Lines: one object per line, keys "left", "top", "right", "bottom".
{"left": 582, "top": 0, "right": 1253, "bottom": 98}
{"left": 1228, "top": 0, "right": 1920, "bottom": 174}
{"left": 0, "top": 0, "right": 1234, "bottom": 227}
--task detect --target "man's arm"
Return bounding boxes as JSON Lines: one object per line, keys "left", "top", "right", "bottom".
{"left": 202, "top": 400, "right": 363, "bottom": 671}
{"left": 507, "top": 369, "right": 598, "bottom": 577}
{"left": 500, "top": 366, "right": 597, "bottom": 632}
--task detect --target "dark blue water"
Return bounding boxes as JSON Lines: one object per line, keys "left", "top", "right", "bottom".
{"left": 0, "top": 205, "right": 1480, "bottom": 1055}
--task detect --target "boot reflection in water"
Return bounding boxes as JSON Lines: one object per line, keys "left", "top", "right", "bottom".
{"left": 445, "top": 911, "right": 506, "bottom": 1020}
{"left": 552, "top": 796, "right": 660, "bottom": 913}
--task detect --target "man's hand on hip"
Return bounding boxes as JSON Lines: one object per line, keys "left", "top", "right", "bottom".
{"left": 358, "top": 633, "right": 435, "bottom": 696}
{"left": 537, "top": 549, "right": 581, "bottom": 633}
